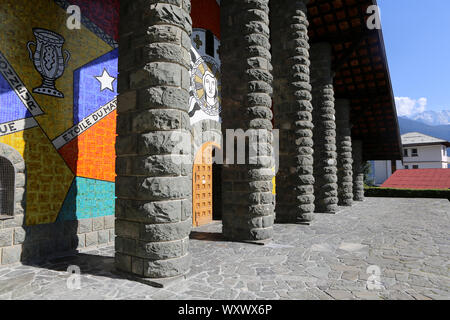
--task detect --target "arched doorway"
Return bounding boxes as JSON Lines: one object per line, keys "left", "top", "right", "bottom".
{"left": 192, "top": 141, "right": 221, "bottom": 227}
{"left": 0, "top": 156, "right": 15, "bottom": 217}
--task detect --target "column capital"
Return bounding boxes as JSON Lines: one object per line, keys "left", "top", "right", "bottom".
{"left": 292, "top": 0, "right": 311, "bottom": 5}
{"left": 310, "top": 42, "right": 333, "bottom": 84}
{"left": 335, "top": 99, "right": 351, "bottom": 121}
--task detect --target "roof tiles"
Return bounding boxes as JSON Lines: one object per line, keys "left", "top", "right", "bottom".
{"left": 381, "top": 169, "right": 450, "bottom": 190}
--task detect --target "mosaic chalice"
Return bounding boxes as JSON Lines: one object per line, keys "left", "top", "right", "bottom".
{"left": 27, "top": 28, "right": 70, "bottom": 98}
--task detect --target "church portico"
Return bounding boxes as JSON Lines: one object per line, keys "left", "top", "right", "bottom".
{"left": 114, "top": 0, "right": 402, "bottom": 282}
{"left": 0, "top": 0, "right": 401, "bottom": 286}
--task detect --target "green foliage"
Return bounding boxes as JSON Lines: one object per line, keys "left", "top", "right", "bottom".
{"left": 363, "top": 161, "right": 375, "bottom": 186}
{"left": 364, "top": 186, "right": 450, "bottom": 201}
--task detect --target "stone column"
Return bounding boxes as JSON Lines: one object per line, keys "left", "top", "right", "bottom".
{"left": 271, "top": 0, "right": 314, "bottom": 224}
{"left": 336, "top": 99, "right": 353, "bottom": 206}
{"left": 310, "top": 43, "right": 338, "bottom": 213}
{"left": 352, "top": 140, "right": 365, "bottom": 201}
{"left": 115, "top": 0, "right": 193, "bottom": 280}
{"left": 221, "top": 0, "right": 275, "bottom": 242}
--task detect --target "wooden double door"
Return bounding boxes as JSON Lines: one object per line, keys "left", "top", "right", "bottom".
{"left": 192, "top": 143, "right": 217, "bottom": 227}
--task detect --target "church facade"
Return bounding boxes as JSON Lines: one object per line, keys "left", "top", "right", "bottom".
{"left": 0, "top": 0, "right": 401, "bottom": 285}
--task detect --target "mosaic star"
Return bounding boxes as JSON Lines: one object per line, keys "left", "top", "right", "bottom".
{"left": 95, "top": 68, "right": 115, "bottom": 92}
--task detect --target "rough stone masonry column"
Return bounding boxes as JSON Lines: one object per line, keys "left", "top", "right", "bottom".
{"left": 336, "top": 99, "right": 353, "bottom": 206}
{"left": 352, "top": 140, "right": 365, "bottom": 201}
{"left": 221, "top": 0, "right": 275, "bottom": 242}
{"left": 310, "top": 43, "right": 338, "bottom": 213}
{"left": 115, "top": 0, "right": 193, "bottom": 280}
{"left": 271, "top": 0, "right": 314, "bottom": 223}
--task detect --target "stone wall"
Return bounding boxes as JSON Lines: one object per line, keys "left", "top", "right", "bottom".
{"left": 0, "top": 216, "right": 114, "bottom": 265}
{"left": 0, "top": 142, "right": 114, "bottom": 266}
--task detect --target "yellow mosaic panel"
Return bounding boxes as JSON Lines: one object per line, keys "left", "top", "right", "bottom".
{"left": 272, "top": 166, "right": 276, "bottom": 195}
{"left": 0, "top": 0, "right": 112, "bottom": 139}
{"left": 0, "top": 127, "right": 74, "bottom": 225}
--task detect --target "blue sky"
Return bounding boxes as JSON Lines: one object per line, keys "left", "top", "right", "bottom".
{"left": 378, "top": 0, "right": 450, "bottom": 117}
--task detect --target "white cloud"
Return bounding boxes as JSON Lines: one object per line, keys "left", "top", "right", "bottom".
{"left": 394, "top": 97, "right": 427, "bottom": 117}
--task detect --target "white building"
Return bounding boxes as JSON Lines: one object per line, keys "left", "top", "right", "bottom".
{"left": 371, "top": 132, "right": 450, "bottom": 186}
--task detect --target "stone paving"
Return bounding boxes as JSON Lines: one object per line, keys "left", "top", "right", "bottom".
{"left": 0, "top": 197, "right": 449, "bottom": 300}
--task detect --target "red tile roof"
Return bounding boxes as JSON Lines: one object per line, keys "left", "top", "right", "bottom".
{"left": 381, "top": 169, "right": 450, "bottom": 190}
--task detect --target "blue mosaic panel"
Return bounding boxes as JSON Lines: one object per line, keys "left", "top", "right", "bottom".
{"left": 57, "top": 176, "right": 115, "bottom": 221}
{"left": 0, "top": 72, "right": 32, "bottom": 123}
{"left": 73, "top": 48, "right": 118, "bottom": 124}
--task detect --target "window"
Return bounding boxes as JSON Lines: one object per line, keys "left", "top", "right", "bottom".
{"left": 404, "top": 165, "right": 409, "bottom": 169}
{"left": 0, "top": 156, "right": 15, "bottom": 217}
{"left": 391, "top": 160, "right": 397, "bottom": 173}
{"left": 411, "top": 148, "right": 418, "bottom": 157}
{"left": 403, "top": 149, "right": 408, "bottom": 157}
{"left": 413, "top": 165, "right": 419, "bottom": 169}
{"left": 205, "top": 30, "right": 215, "bottom": 57}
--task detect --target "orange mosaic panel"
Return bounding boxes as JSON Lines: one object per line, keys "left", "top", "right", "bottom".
{"left": 58, "top": 110, "right": 116, "bottom": 182}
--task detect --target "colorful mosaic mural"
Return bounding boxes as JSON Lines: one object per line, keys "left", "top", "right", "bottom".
{"left": 0, "top": 0, "right": 224, "bottom": 226}
{"left": 189, "top": 0, "right": 222, "bottom": 125}
{"left": 0, "top": 0, "right": 118, "bottom": 225}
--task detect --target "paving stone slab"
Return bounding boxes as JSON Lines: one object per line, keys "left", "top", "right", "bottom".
{"left": 0, "top": 198, "right": 448, "bottom": 300}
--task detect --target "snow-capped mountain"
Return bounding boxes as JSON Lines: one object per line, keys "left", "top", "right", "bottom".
{"left": 408, "top": 110, "right": 450, "bottom": 126}
{"left": 398, "top": 117, "right": 450, "bottom": 145}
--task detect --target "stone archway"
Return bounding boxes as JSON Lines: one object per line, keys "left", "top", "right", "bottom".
{"left": 0, "top": 156, "right": 15, "bottom": 216}
{"left": 0, "top": 142, "right": 25, "bottom": 218}
{"left": 0, "top": 142, "right": 26, "bottom": 265}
